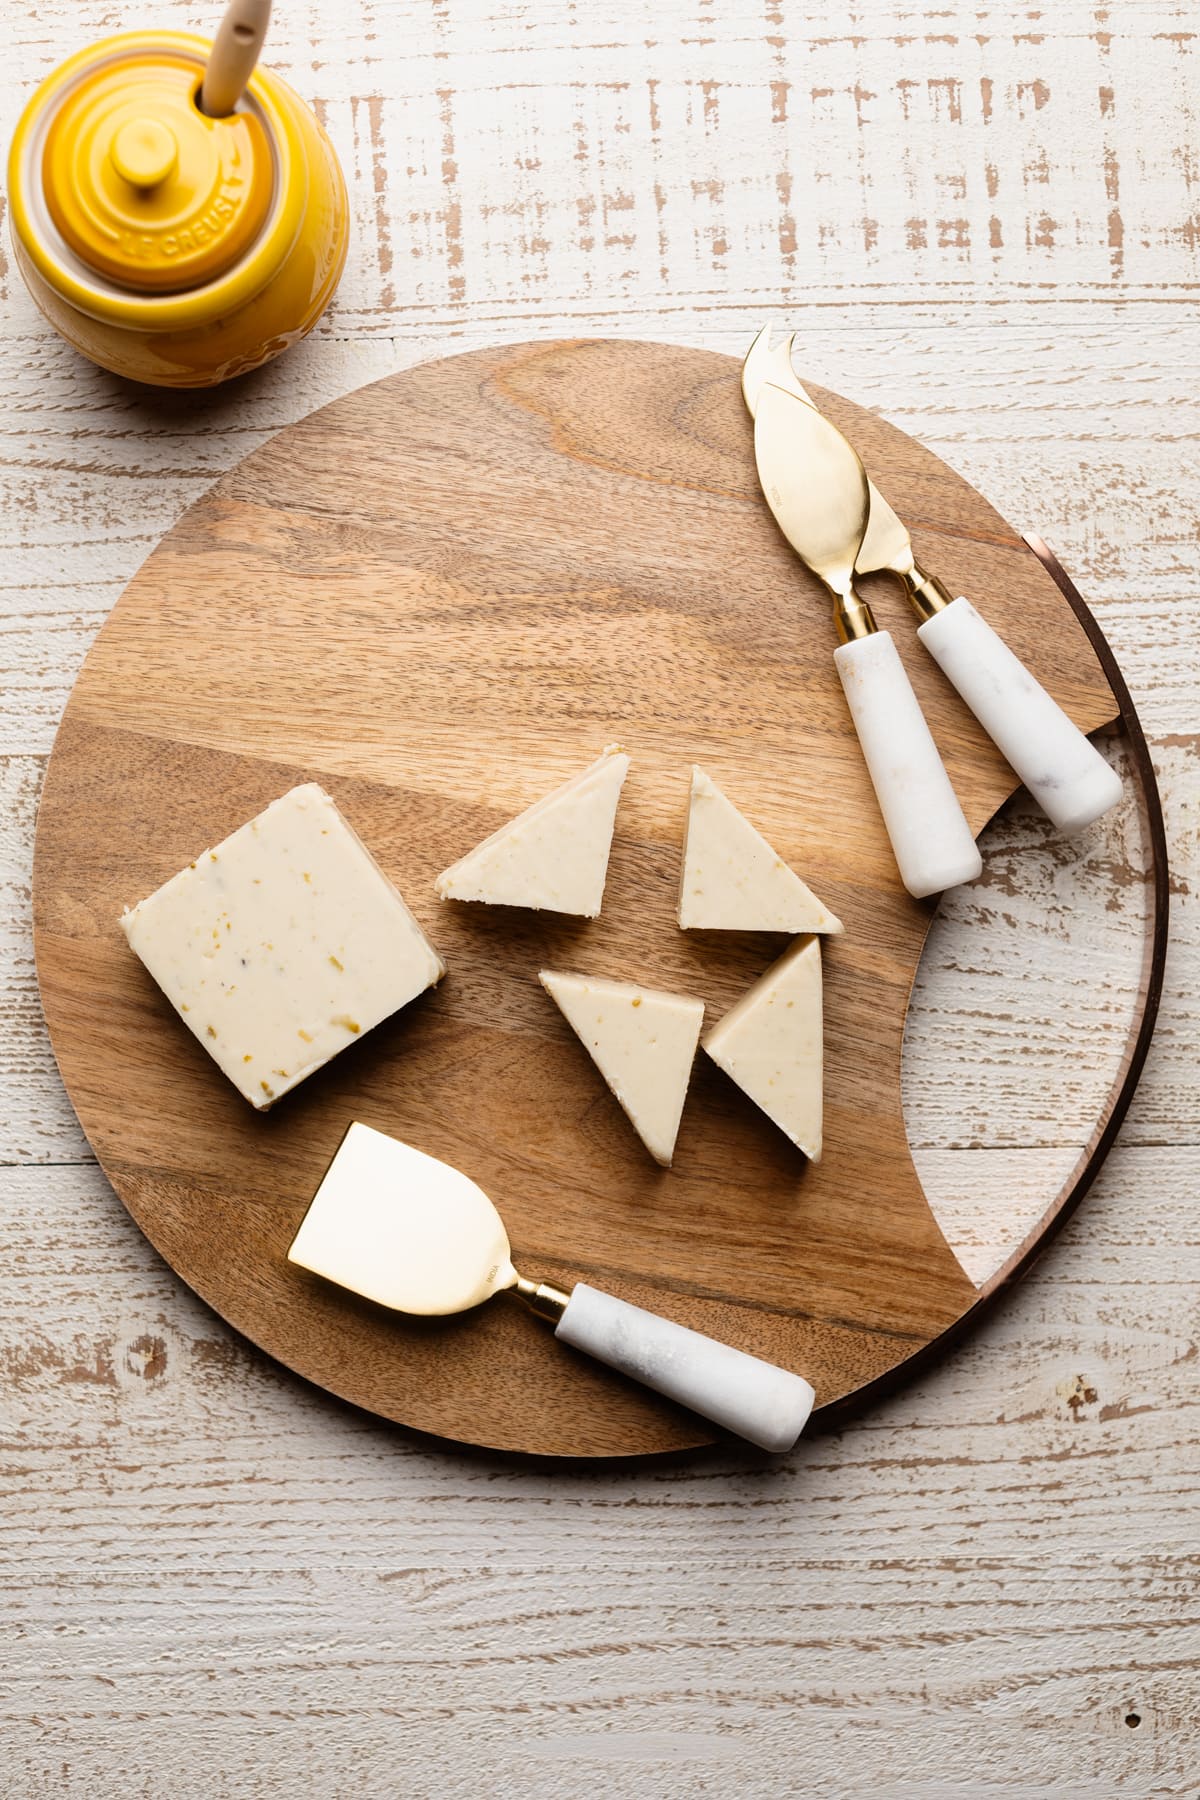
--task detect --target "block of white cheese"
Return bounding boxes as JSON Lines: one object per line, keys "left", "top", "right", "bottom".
{"left": 436, "top": 745, "right": 629, "bottom": 917}
{"left": 703, "top": 936, "right": 823, "bottom": 1161}
{"left": 121, "top": 783, "right": 445, "bottom": 1109}
{"left": 540, "top": 970, "right": 704, "bottom": 1166}
{"left": 678, "top": 766, "right": 842, "bottom": 935}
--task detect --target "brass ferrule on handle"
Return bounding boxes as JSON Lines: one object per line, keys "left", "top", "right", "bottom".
{"left": 900, "top": 564, "right": 954, "bottom": 623}
{"left": 515, "top": 1276, "right": 570, "bottom": 1322}
{"left": 834, "top": 592, "right": 878, "bottom": 644}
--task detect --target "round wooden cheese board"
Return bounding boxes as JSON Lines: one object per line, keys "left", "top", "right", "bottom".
{"left": 31, "top": 340, "right": 1165, "bottom": 1458}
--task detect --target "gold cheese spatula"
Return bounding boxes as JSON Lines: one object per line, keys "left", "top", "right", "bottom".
{"left": 288, "top": 1121, "right": 816, "bottom": 1453}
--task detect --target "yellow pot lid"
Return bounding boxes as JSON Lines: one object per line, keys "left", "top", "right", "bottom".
{"left": 42, "top": 53, "right": 273, "bottom": 292}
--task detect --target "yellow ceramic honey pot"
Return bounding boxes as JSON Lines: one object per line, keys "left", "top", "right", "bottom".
{"left": 7, "top": 0, "right": 349, "bottom": 387}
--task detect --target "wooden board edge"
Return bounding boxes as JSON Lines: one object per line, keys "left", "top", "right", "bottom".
{"left": 809, "top": 538, "right": 1170, "bottom": 1435}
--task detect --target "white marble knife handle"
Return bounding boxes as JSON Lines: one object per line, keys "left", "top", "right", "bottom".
{"left": 833, "top": 630, "right": 983, "bottom": 899}
{"left": 554, "top": 1283, "right": 815, "bottom": 1453}
{"left": 917, "top": 597, "right": 1123, "bottom": 834}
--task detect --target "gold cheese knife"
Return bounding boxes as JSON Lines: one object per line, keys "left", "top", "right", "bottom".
{"left": 742, "top": 329, "right": 1123, "bottom": 834}
{"left": 753, "top": 378, "right": 982, "bottom": 899}
{"left": 287, "top": 1121, "right": 816, "bottom": 1453}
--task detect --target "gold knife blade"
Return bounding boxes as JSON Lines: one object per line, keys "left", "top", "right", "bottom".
{"left": 753, "top": 380, "right": 876, "bottom": 643}
{"left": 742, "top": 328, "right": 951, "bottom": 617}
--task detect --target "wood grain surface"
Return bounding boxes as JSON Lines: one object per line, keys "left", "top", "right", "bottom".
{"left": 3, "top": 0, "right": 1198, "bottom": 1790}
{"left": 31, "top": 339, "right": 1128, "bottom": 1456}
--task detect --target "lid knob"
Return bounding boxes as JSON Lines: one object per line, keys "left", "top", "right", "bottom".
{"left": 110, "top": 116, "right": 178, "bottom": 189}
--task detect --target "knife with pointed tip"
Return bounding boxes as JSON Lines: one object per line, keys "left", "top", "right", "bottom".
{"left": 754, "top": 379, "right": 982, "bottom": 900}
{"left": 742, "top": 328, "right": 1123, "bottom": 835}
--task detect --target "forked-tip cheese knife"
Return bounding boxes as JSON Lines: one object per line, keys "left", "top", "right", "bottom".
{"left": 753, "top": 378, "right": 983, "bottom": 899}
{"left": 288, "top": 1121, "right": 816, "bottom": 1454}
{"left": 743, "top": 328, "right": 1123, "bottom": 834}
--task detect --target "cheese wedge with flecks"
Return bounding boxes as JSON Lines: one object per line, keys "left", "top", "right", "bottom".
{"left": 539, "top": 970, "right": 704, "bottom": 1166}
{"left": 121, "top": 783, "right": 444, "bottom": 1110}
{"left": 677, "top": 766, "right": 842, "bottom": 934}
{"left": 703, "top": 936, "right": 823, "bottom": 1161}
{"left": 436, "top": 746, "right": 630, "bottom": 916}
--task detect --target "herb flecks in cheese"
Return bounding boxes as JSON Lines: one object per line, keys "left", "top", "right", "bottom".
{"left": 436, "top": 745, "right": 630, "bottom": 917}
{"left": 703, "top": 936, "right": 824, "bottom": 1161}
{"left": 678, "top": 766, "right": 842, "bottom": 935}
{"left": 540, "top": 969, "right": 704, "bottom": 1166}
{"left": 121, "top": 783, "right": 444, "bottom": 1110}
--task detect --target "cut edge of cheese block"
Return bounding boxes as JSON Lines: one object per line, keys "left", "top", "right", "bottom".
{"left": 539, "top": 969, "right": 705, "bottom": 1166}
{"left": 436, "top": 744, "right": 630, "bottom": 917}
{"left": 121, "top": 782, "right": 445, "bottom": 1110}
{"left": 677, "top": 765, "right": 843, "bottom": 935}
{"left": 703, "top": 935, "right": 823, "bottom": 1161}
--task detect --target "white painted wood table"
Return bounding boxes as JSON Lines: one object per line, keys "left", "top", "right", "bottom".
{"left": 3, "top": 4, "right": 1197, "bottom": 1794}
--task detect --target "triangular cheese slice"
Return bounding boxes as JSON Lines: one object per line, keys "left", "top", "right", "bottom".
{"left": 540, "top": 970, "right": 704, "bottom": 1166}
{"left": 703, "top": 936, "right": 823, "bottom": 1160}
{"left": 677, "top": 766, "right": 842, "bottom": 934}
{"left": 436, "top": 746, "right": 629, "bottom": 916}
